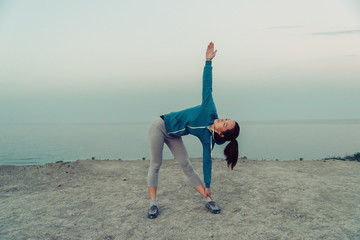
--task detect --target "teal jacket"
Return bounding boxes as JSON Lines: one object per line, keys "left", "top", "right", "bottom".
{"left": 163, "top": 61, "right": 218, "bottom": 188}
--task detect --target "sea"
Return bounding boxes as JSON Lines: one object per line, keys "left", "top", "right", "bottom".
{"left": 1, "top": 120, "right": 359, "bottom": 165}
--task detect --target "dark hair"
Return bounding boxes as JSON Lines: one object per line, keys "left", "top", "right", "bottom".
{"left": 222, "top": 122, "right": 240, "bottom": 170}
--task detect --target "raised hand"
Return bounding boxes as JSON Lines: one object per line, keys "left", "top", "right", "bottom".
{"left": 206, "top": 42, "right": 217, "bottom": 61}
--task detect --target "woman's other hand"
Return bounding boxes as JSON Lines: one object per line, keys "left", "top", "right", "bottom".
{"left": 205, "top": 188, "right": 212, "bottom": 200}
{"left": 206, "top": 42, "right": 217, "bottom": 61}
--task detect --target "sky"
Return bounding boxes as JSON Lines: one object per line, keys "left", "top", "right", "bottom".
{"left": 0, "top": 0, "right": 359, "bottom": 124}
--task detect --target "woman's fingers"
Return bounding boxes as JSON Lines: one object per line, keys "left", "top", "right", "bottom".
{"left": 209, "top": 42, "right": 214, "bottom": 51}
{"left": 205, "top": 188, "right": 212, "bottom": 200}
{"left": 206, "top": 42, "right": 217, "bottom": 60}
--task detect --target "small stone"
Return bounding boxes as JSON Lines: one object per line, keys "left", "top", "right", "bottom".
{"left": 209, "top": 233, "right": 214, "bottom": 238}
{"left": 123, "top": 179, "right": 127, "bottom": 181}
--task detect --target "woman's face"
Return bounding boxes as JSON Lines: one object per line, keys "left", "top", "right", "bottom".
{"left": 214, "top": 118, "right": 235, "bottom": 137}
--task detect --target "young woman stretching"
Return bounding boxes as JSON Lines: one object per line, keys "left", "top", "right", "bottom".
{"left": 147, "top": 42, "right": 240, "bottom": 219}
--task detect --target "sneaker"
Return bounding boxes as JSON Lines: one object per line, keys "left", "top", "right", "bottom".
{"left": 147, "top": 205, "right": 159, "bottom": 219}
{"left": 205, "top": 201, "right": 221, "bottom": 214}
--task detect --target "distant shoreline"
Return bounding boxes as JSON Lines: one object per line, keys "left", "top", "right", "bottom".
{"left": 1, "top": 118, "right": 360, "bottom": 125}
{"left": 1, "top": 155, "right": 359, "bottom": 167}
{"left": 2, "top": 121, "right": 359, "bottom": 165}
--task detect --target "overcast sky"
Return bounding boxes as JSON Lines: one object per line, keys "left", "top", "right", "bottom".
{"left": 1, "top": 0, "right": 359, "bottom": 124}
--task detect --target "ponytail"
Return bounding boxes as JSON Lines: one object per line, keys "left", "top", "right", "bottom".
{"left": 222, "top": 121, "right": 240, "bottom": 170}
{"left": 224, "top": 140, "right": 238, "bottom": 170}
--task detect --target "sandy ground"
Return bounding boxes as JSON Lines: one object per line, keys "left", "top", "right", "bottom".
{"left": 0, "top": 158, "right": 359, "bottom": 240}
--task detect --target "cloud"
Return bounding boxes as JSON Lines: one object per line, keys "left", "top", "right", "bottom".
{"left": 312, "top": 29, "right": 360, "bottom": 35}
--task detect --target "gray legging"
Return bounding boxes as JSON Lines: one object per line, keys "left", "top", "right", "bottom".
{"left": 147, "top": 117, "right": 203, "bottom": 188}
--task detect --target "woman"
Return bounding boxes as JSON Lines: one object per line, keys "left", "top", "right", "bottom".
{"left": 147, "top": 42, "right": 240, "bottom": 219}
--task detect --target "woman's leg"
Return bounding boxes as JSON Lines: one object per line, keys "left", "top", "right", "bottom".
{"left": 148, "top": 187, "right": 157, "bottom": 200}
{"left": 147, "top": 118, "right": 166, "bottom": 200}
{"left": 165, "top": 136, "right": 204, "bottom": 190}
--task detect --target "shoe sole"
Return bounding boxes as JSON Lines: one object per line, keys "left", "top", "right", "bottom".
{"left": 147, "top": 210, "right": 159, "bottom": 219}
{"left": 147, "top": 214, "right": 158, "bottom": 219}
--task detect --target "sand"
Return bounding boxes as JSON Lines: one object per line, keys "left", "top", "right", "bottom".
{"left": 1, "top": 158, "right": 359, "bottom": 240}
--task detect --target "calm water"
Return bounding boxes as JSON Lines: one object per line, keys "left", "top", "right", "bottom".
{"left": 1, "top": 120, "right": 359, "bottom": 165}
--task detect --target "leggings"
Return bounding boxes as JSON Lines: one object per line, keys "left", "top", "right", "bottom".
{"left": 147, "top": 117, "right": 203, "bottom": 187}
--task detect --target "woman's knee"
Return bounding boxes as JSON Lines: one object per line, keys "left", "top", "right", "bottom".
{"left": 149, "top": 162, "right": 162, "bottom": 172}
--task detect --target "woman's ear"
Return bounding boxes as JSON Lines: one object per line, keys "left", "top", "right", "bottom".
{"left": 215, "top": 129, "right": 224, "bottom": 138}
{"left": 214, "top": 132, "right": 226, "bottom": 144}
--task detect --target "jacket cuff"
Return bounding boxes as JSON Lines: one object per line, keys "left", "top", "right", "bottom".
{"left": 205, "top": 61, "right": 212, "bottom": 66}
{"left": 205, "top": 183, "right": 211, "bottom": 188}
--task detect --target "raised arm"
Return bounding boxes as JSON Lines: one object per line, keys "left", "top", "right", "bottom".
{"left": 202, "top": 42, "right": 217, "bottom": 105}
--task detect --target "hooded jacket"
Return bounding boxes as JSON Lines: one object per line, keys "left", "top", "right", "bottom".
{"left": 163, "top": 61, "right": 219, "bottom": 188}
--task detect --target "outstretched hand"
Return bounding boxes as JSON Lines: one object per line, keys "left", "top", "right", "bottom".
{"left": 206, "top": 42, "right": 217, "bottom": 61}
{"left": 205, "top": 188, "right": 212, "bottom": 200}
